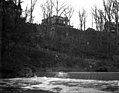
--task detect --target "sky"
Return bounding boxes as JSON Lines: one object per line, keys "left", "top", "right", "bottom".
{"left": 21, "top": 0, "right": 105, "bottom": 29}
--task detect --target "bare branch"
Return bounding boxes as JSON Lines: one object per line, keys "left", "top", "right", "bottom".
{"left": 29, "top": 0, "right": 37, "bottom": 23}
{"left": 92, "top": 6, "right": 105, "bottom": 31}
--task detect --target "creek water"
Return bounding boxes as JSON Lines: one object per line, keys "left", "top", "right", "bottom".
{"left": 0, "top": 72, "right": 119, "bottom": 93}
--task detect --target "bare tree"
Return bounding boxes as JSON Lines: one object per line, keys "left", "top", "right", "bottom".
{"left": 41, "top": 0, "right": 54, "bottom": 19}
{"left": 102, "top": 0, "right": 119, "bottom": 33}
{"left": 103, "top": 0, "right": 115, "bottom": 32}
{"left": 63, "top": 5, "right": 74, "bottom": 25}
{"left": 92, "top": 6, "right": 104, "bottom": 31}
{"left": 92, "top": 0, "right": 118, "bottom": 32}
{"left": 21, "top": 0, "right": 37, "bottom": 23}
{"left": 78, "top": 9, "right": 86, "bottom": 31}
{"left": 40, "top": 0, "right": 74, "bottom": 26}
{"left": 41, "top": 4, "right": 47, "bottom": 19}
{"left": 101, "top": 0, "right": 117, "bottom": 57}
{"left": 54, "top": 0, "right": 68, "bottom": 16}
{"left": 111, "top": 0, "right": 119, "bottom": 50}
{"left": 29, "top": 0, "right": 37, "bottom": 23}
{"left": 103, "top": 0, "right": 113, "bottom": 57}
{"left": 24, "top": 5, "right": 28, "bottom": 21}
{"left": 41, "top": 0, "right": 73, "bottom": 18}
{"left": 112, "top": 0, "right": 119, "bottom": 38}
{"left": 83, "top": 10, "right": 87, "bottom": 31}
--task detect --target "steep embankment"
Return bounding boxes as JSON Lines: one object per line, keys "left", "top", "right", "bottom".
{"left": 1, "top": 23, "right": 119, "bottom": 78}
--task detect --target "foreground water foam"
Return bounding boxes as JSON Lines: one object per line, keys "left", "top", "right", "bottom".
{"left": 0, "top": 76, "right": 119, "bottom": 93}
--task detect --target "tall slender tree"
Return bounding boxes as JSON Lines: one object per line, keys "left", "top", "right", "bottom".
{"left": 78, "top": 9, "right": 86, "bottom": 31}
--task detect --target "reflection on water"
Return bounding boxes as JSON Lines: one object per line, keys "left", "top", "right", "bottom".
{"left": 0, "top": 76, "right": 119, "bottom": 93}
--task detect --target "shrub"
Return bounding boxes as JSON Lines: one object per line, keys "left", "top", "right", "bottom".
{"left": 17, "top": 67, "right": 34, "bottom": 78}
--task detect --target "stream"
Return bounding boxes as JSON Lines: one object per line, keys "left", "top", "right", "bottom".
{"left": 0, "top": 72, "right": 119, "bottom": 93}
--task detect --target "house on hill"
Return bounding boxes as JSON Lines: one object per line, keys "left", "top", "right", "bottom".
{"left": 41, "top": 15, "right": 72, "bottom": 27}
{"left": 39, "top": 15, "right": 73, "bottom": 39}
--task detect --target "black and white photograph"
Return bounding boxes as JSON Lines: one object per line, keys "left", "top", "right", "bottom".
{"left": 0, "top": 0, "right": 119, "bottom": 93}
